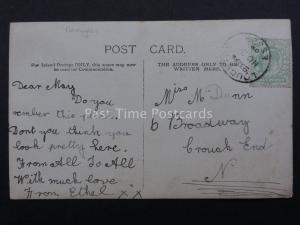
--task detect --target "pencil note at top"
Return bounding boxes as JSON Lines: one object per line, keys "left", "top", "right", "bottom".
{"left": 9, "top": 20, "right": 293, "bottom": 199}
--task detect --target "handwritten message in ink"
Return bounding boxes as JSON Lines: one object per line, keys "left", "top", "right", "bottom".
{"left": 9, "top": 21, "right": 292, "bottom": 199}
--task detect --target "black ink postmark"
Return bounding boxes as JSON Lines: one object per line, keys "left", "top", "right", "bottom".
{"left": 220, "top": 33, "right": 271, "bottom": 83}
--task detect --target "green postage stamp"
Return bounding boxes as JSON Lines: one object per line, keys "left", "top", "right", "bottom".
{"left": 250, "top": 38, "right": 292, "bottom": 88}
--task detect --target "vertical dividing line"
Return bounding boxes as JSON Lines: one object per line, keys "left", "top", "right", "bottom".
{"left": 142, "top": 60, "right": 145, "bottom": 190}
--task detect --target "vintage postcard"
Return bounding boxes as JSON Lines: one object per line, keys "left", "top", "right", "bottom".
{"left": 9, "top": 20, "right": 293, "bottom": 199}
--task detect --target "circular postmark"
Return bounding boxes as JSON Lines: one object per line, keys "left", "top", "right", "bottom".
{"left": 220, "top": 33, "right": 271, "bottom": 83}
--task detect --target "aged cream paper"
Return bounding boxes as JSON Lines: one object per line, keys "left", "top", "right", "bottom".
{"left": 9, "top": 20, "right": 293, "bottom": 199}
